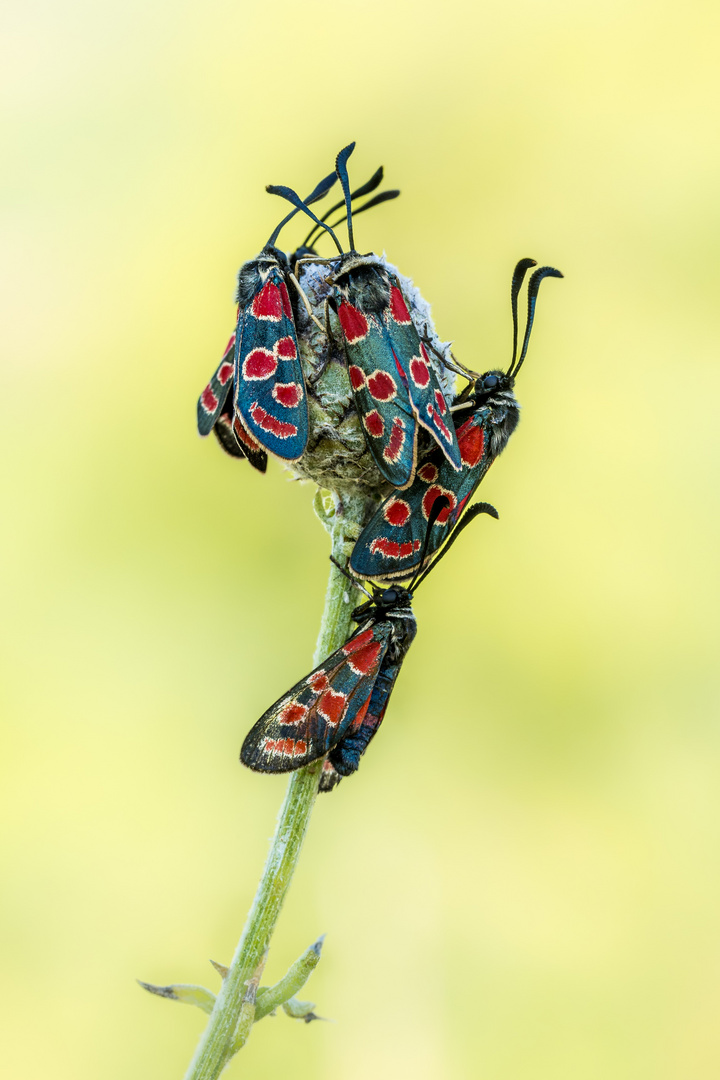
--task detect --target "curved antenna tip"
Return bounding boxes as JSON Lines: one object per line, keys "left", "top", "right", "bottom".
{"left": 336, "top": 141, "right": 356, "bottom": 165}
{"left": 474, "top": 502, "right": 499, "bottom": 520}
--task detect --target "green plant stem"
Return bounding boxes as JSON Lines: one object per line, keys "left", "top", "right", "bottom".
{"left": 183, "top": 488, "right": 369, "bottom": 1080}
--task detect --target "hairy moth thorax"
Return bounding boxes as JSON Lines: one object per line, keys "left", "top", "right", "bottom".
{"left": 457, "top": 369, "right": 521, "bottom": 461}
{"left": 234, "top": 245, "right": 289, "bottom": 307}
{"left": 326, "top": 253, "right": 392, "bottom": 314}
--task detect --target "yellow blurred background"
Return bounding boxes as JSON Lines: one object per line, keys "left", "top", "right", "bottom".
{"left": 3, "top": 0, "right": 720, "bottom": 1076}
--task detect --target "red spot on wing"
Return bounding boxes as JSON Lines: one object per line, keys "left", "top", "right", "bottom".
{"left": 280, "top": 702, "right": 308, "bottom": 726}
{"left": 347, "top": 691, "right": 373, "bottom": 733}
{"left": 384, "top": 498, "right": 411, "bottom": 527}
{"left": 422, "top": 485, "right": 457, "bottom": 524}
{"left": 218, "top": 362, "right": 233, "bottom": 386}
{"left": 338, "top": 302, "right": 369, "bottom": 344}
{"left": 317, "top": 688, "right": 347, "bottom": 727}
{"left": 367, "top": 370, "right": 397, "bottom": 401}
{"left": 264, "top": 736, "right": 298, "bottom": 756}
{"left": 434, "top": 388, "right": 447, "bottom": 415}
{"left": 347, "top": 639, "right": 383, "bottom": 675}
{"left": 248, "top": 403, "right": 298, "bottom": 439}
{"left": 393, "top": 351, "right": 409, "bottom": 390}
{"left": 272, "top": 382, "right": 302, "bottom": 408}
{"left": 349, "top": 365, "right": 366, "bottom": 390}
{"left": 383, "top": 417, "right": 406, "bottom": 463}
{"left": 370, "top": 537, "right": 401, "bottom": 559}
{"left": 233, "top": 416, "right": 262, "bottom": 451}
{"left": 369, "top": 537, "right": 421, "bottom": 560}
{"left": 280, "top": 282, "right": 293, "bottom": 319}
{"left": 363, "top": 410, "right": 385, "bottom": 438}
{"left": 294, "top": 740, "right": 307, "bottom": 756}
{"left": 417, "top": 462, "right": 439, "bottom": 484}
{"left": 459, "top": 422, "right": 485, "bottom": 467}
{"left": 389, "top": 286, "right": 412, "bottom": 324}
{"left": 222, "top": 332, "right": 236, "bottom": 358}
{"left": 243, "top": 349, "right": 277, "bottom": 380}
{"left": 410, "top": 357, "right": 430, "bottom": 388}
{"left": 343, "top": 628, "right": 375, "bottom": 655}
{"left": 426, "top": 403, "right": 453, "bottom": 442}
{"left": 200, "top": 385, "right": 219, "bottom": 413}
{"left": 251, "top": 283, "right": 283, "bottom": 320}
{"left": 308, "top": 671, "right": 329, "bottom": 693}
{"left": 276, "top": 336, "right": 297, "bottom": 360}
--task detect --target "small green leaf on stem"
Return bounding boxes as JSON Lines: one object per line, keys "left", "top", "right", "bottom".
{"left": 209, "top": 960, "right": 229, "bottom": 980}
{"left": 138, "top": 981, "right": 216, "bottom": 1015}
{"left": 254, "top": 936, "right": 325, "bottom": 1022}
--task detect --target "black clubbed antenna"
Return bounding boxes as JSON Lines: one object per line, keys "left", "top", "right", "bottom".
{"left": 266, "top": 181, "right": 344, "bottom": 254}
{"left": 412, "top": 501, "right": 500, "bottom": 593}
{"left": 266, "top": 169, "right": 338, "bottom": 247}
{"left": 303, "top": 164, "right": 385, "bottom": 248}
{"left": 265, "top": 169, "right": 337, "bottom": 248}
{"left": 508, "top": 264, "right": 564, "bottom": 380}
{"left": 508, "top": 258, "right": 537, "bottom": 374}
{"left": 335, "top": 142, "right": 357, "bottom": 252}
{"left": 324, "top": 189, "right": 400, "bottom": 233}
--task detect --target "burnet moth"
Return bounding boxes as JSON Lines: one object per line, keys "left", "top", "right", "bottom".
{"left": 273, "top": 143, "right": 463, "bottom": 490}
{"left": 198, "top": 165, "right": 400, "bottom": 470}
{"left": 348, "top": 259, "right": 562, "bottom": 580}
{"left": 240, "top": 497, "right": 498, "bottom": 792}
{"left": 196, "top": 169, "right": 339, "bottom": 465}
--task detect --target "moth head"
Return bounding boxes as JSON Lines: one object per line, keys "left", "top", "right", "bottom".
{"left": 471, "top": 368, "right": 516, "bottom": 404}
{"left": 373, "top": 584, "right": 411, "bottom": 611}
{"left": 234, "top": 247, "right": 288, "bottom": 306}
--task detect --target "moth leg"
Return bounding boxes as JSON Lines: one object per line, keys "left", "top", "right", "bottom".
{"left": 421, "top": 329, "right": 479, "bottom": 384}
{"left": 306, "top": 300, "right": 338, "bottom": 386}
{"left": 288, "top": 271, "right": 325, "bottom": 333}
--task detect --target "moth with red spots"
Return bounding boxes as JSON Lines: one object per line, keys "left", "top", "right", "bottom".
{"left": 328, "top": 143, "right": 462, "bottom": 488}
{"left": 273, "top": 143, "right": 462, "bottom": 489}
{"left": 197, "top": 164, "right": 400, "bottom": 470}
{"left": 349, "top": 259, "right": 563, "bottom": 580}
{"left": 196, "top": 169, "right": 339, "bottom": 465}
{"left": 240, "top": 499, "right": 497, "bottom": 791}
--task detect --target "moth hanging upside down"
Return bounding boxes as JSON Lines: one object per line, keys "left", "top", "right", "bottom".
{"left": 350, "top": 258, "right": 563, "bottom": 580}
{"left": 240, "top": 499, "right": 498, "bottom": 792}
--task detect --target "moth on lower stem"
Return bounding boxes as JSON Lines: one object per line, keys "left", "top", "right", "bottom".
{"left": 240, "top": 495, "right": 499, "bottom": 791}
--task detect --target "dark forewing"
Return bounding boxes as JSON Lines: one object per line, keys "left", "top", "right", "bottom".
{"left": 234, "top": 268, "right": 308, "bottom": 461}
{"left": 338, "top": 301, "right": 418, "bottom": 488}
{"left": 350, "top": 408, "right": 494, "bottom": 579}
{"left": 241, "top": 624, "right": 393, "bottom": 773}
{"left": 382, "top": 281, "right": 462, "bottom": 472}
{"left": 197, "top": 331, "right": 236, "bottom": 436}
